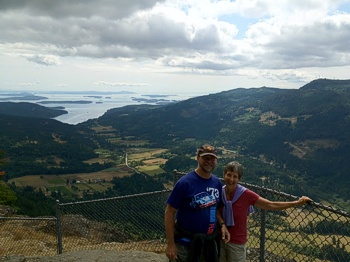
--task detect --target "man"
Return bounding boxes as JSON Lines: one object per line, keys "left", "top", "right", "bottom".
{"left": 165, "top": 144, "right": 230, "bottom": 262}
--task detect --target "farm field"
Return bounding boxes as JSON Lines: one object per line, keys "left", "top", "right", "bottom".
{"left": 8, "top": 146, "right": 170, "bottom": 196}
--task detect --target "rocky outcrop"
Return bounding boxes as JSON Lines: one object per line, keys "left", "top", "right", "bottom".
{"left": 0, "top": 205, "right": 16, "bottom": 217}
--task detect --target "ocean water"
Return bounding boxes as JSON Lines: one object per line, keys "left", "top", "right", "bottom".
{"left": 0, "top": 91, "right": 201, "bottom": 125}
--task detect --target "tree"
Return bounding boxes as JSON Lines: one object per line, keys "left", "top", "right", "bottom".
{"left": 0, "top": 183, "right": 17, "bottom": 206}
{"left": 0, "top": 150, "right": 17, "bottom": 205}
{"left": 0, "top": 150, "right": 5, "bottom": 180}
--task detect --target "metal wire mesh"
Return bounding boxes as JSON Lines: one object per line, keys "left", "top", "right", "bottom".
{"left": 1, "top": 171, "right": 350, "bottom": 261}
{"left": 242, "top": 182, "right": 350, "bottom": 262}
{"left": 57, "top": 190, "right": 171, "bottom": 254}
{"left": 174, "top": 171, "right": 350, "bottom": 262}
{"left": 0, "top": 217, "right": 57, "bottom": 257}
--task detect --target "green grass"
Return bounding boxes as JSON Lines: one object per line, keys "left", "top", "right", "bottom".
{"left": 47, "top": 186, "right": 74, "bottom": 196}
{"left": 138, "top": 166, "right": 165, "bottom": 176}
{"left": 45, "top": 176, "right": 66, "bottom": 185}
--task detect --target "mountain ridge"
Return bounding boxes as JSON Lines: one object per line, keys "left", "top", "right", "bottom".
{"left": 1, "top": 78, "right": 350, "bottom": 210}
{"left": 84, "top": 78, "right": 350, "bottom": 205}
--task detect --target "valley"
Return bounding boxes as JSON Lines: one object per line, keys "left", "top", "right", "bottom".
{"left": 2, "top": 79, "right": 350, "bottom": 213}
{"left": 8, "top": 144, "right": 170, "bottom": 198}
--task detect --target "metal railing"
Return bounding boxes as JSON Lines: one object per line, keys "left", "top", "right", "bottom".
{"left": 1, "top": 170, "right": 350, "bottom": 261}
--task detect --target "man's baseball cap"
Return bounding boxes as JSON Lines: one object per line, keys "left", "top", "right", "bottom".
{"left": 197, "top": 144, "right": 218, "bottom": 158}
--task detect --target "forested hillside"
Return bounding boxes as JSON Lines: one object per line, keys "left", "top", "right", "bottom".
{"left": 0, "top": 112, "right": 112, "bottom": 178}
{"left": 83, "top": 79, "right": 350, "bottom": 206}
{"left": 1, "top": 78, "right": 350, "bottom": 213}
{"left": 0, "top": 102, "right": 67, "bottom": 118}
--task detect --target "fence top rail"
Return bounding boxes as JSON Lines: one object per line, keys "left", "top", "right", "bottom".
{"left": 0, "top": 216, "right": 57, "bottom": 221}
{"left": 240, "top": 181, "right": 350, "bottom": 218}
{"left": 58, "top": 189, "right": 172, "bottom": 207}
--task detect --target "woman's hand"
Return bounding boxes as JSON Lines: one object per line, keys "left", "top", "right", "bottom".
{"left": 297, "top": 196, "right": 312, "bottom": 205}
{"left": 221, "top": 224, "right": 230, "bottom": 243}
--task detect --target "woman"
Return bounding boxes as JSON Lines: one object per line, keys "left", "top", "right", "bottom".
{"left": 218, "top": 161, "right": 312, "bottom": 262}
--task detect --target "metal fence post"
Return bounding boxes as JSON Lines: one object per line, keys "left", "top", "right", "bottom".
{"left": 173, "top": 169, "right": 183, "bottom": 185}
{"left": 259, "top": 191, "right": 266, "bottom": 262}
{"left": 55, "top": 199, "right": 63, "bottom": 254}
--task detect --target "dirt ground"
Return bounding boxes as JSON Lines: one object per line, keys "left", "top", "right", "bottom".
{"left": 0, "top": 250, "right": 168, "bottom": 262}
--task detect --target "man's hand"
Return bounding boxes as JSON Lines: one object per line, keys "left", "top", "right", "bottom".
{"left": 165, "top": 204, "right": 177, "bottom": 260}
{"left": 166, "top": 243, "right": 177, "bottom": 261}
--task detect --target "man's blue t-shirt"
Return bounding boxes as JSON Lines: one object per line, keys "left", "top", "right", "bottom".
{"left": 167, "top": 170, "right": 223, "bottom": 235}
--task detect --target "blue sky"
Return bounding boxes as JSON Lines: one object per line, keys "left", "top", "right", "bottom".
{"left": 1, "top": 0, "right": 350, "bottom": 96}
{"left": 340, "top": 2, "right": 350, "bottom": 12}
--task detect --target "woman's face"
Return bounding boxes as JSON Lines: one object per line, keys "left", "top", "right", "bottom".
{"left": 224, "top": 170, "right": 240, "bottom": 187}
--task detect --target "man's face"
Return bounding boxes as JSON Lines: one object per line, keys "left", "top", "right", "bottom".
{"left": 198, "top": 155, "right": 217, "bottom": 173}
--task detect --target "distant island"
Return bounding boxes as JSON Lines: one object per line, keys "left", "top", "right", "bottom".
{"left": 0, "top": 92, "right": 36, "bottom": 97}
{"left": 141, "top": 94, "right": 172, "bottom": 98}
{"left": 0, "top": 94, "right": 48, "bottom": 101}
{"left": 131, "top": 97, "right": 176, "bottom": 104}
{"left": 38, "top": 100, "right": 93, "bottom": 104}
{"left": 84, "top": 96, "right": 103, "bottom": 99}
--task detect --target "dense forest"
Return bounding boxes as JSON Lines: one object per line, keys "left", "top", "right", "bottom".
{"left": 1, "top": 78, "right": 350, "bottom": 215}
{"left": 86, "top": 79, "right": 350, "bottom": 201}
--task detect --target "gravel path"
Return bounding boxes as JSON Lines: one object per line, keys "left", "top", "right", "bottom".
{"left": 0, "top": 250, "right": 168, "bottom": 262}
{"left": 1, "top": 248, "right": 295, "bottom": 262}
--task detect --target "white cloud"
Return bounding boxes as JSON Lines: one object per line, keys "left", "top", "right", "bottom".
{"left": 0, "top": 0, "right": 350, "bottom": 93}
{"left": 26, "top": 54, "right": 61, "bottom": 66}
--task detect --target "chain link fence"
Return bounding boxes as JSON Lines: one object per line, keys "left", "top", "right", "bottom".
{"left": 56, "top": 190, "right": 170, "bottom": 254}
{"left": 0, "top": 216, "right": 58, "bottom": 257}
{"left": 241, "top": 182, "right": 350, "bottom": 262}
{"left": 1, "top": 170, "right": 350, "bottom": 261}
